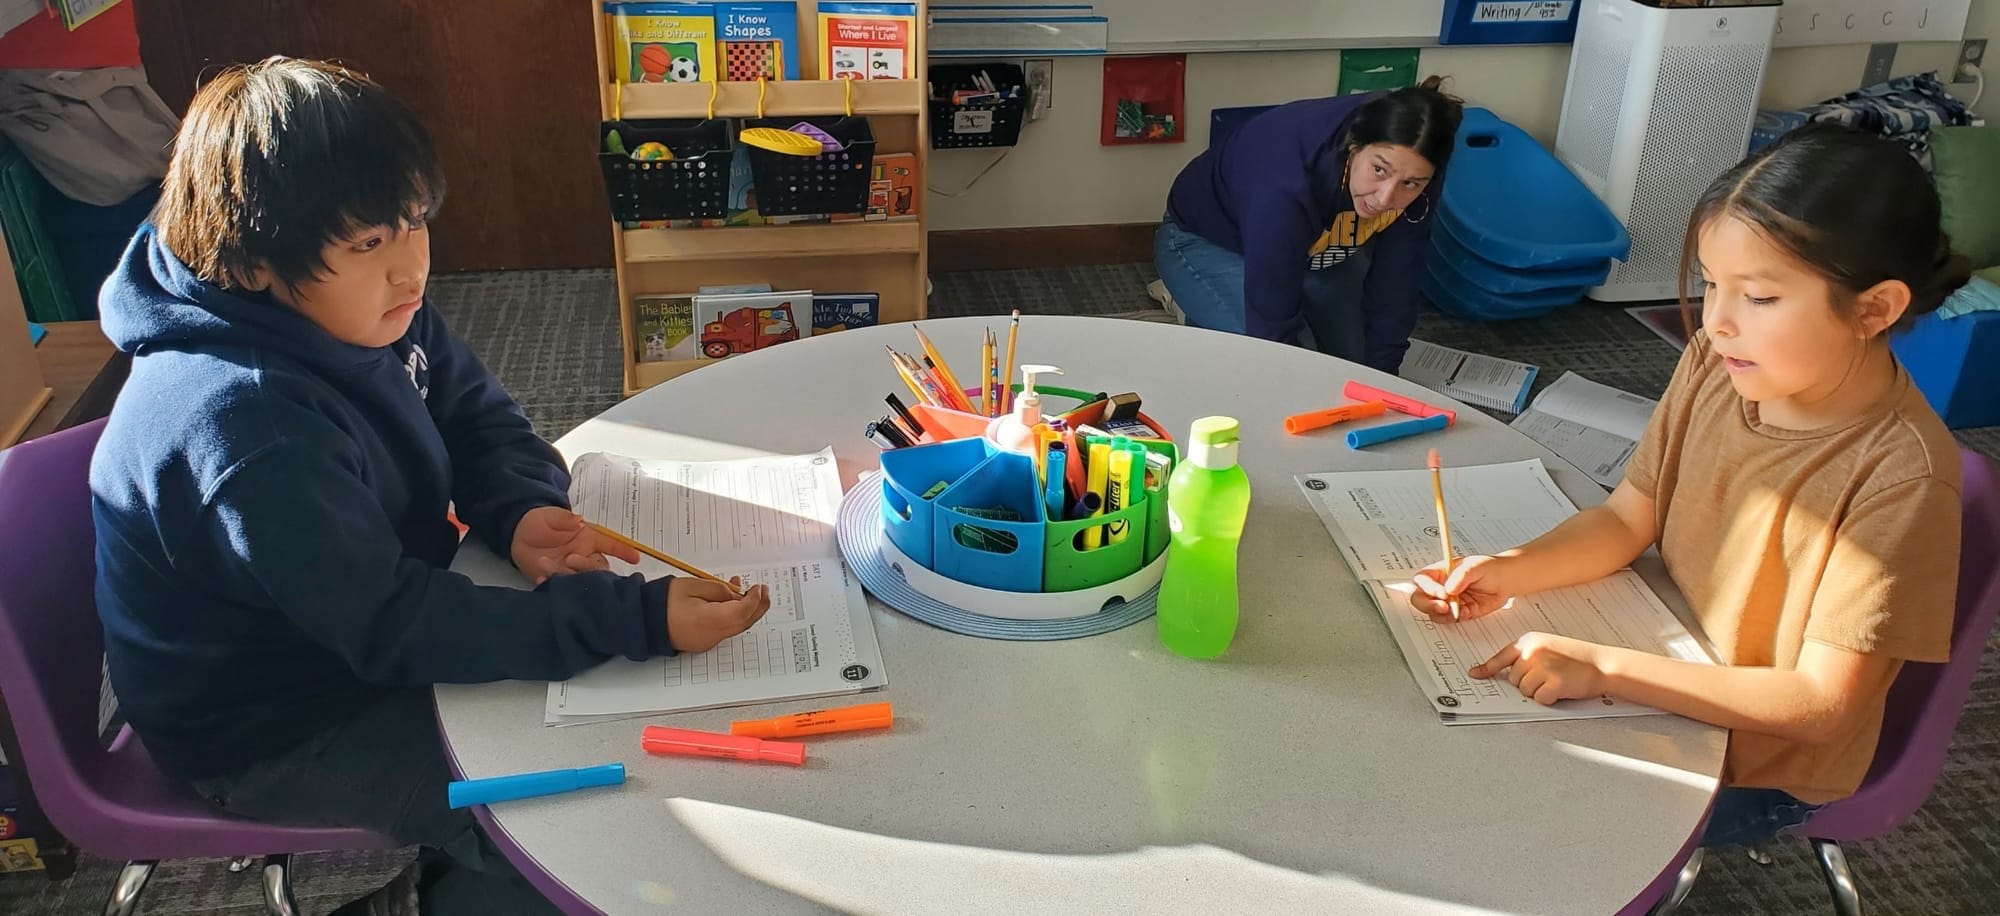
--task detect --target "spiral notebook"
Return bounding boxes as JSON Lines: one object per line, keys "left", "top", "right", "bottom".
{"left": 544, "top": 448, "right": 888, "bottom": 726}
{"left": 1297, "top": 458, "right": 1712, "bottom": 724}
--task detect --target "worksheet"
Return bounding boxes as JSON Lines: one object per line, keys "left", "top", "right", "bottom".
{"left": 546, "top": 449, "right": 887, "bottom": 726}
{"left": 1398, "top": 339, "right": 1538, "bottom": 414}
{"left": 1298, "top": 458, "right": 1711, "bottom": 724}
{"left": 1508, "top": 372, "right": 1659, "bottom": 489}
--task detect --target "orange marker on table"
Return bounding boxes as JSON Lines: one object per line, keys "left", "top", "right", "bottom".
{"left": 731, "top": 702, "right": 894, "bottom": 739}
{"left": 1284, "top": 400, "right": 1387, "bottom": 435}
{"left": 641, "top": 725, "right": 806, "bottom": 766}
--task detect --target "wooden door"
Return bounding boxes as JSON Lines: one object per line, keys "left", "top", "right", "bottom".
{"left": 134, "top": 0, "right": 612, "bottom": 271}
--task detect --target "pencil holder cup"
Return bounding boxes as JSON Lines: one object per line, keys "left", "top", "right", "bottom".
{"left": 879, "top": 438, "right": 992, "bottom": 568}
{"left": 1042, "top": 488, "right": 1149, "bottom": 592}
{"left": 931, "top": 451, "right": 1046, "bottom": 592}
{"left": 1134, "top": 440, "right": 1178, "bottom": 565}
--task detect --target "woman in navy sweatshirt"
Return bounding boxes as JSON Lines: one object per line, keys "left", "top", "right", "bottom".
{"left": 1158, "top": 79, "right": 1462, "bottom": 373}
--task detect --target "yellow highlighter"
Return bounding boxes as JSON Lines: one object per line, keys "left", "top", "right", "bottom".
{"left": 1083, "top": 441, "right": 1112, "bottom": 549}
{"left": 1105, "top": 447, "right": 1134, "bottom": 545}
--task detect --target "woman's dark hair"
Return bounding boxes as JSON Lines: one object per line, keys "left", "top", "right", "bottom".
{"left": 154, "top": 56, "right": 446, "bottom": 292}
{"left": 1344, "top": 75, "right": 1465, "bottom": 172}
{"left": 1679, "top": 122, "right": 1971, "bottom": 338}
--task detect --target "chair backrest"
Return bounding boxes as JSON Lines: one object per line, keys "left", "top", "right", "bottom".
{"left": 0, "top": 420, "right": 112, "bottom": 806}
{"left": 1813, "top": 447, "right": 2000, "bottom": 838}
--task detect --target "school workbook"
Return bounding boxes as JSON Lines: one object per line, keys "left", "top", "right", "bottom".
{"left": 1297, "top": 458, "right": 1711, "bottom": 725}
{"left": 1508, "top": 372, "right": 1658, "bottom": 489}
{"left": 546, "top": 447, "right": 887, "bottom": 726}
{"left": 1398, "top": 339, "right": 1537, "bottom": 414}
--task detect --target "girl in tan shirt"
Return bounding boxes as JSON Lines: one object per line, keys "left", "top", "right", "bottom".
{"left": 1410, "top": 123, "right": 1971, "bottom": 848}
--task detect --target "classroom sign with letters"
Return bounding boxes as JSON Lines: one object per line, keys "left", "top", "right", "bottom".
{"left": 1772, "top": 0, "right": 1970, "bottom": 49}
{"left": 1439, "top": 0, "right": 1579, "bottom": 45}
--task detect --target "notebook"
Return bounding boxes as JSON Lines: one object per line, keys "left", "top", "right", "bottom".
{"left": 1297, "top": 458, "right": 1712, "bottom": 724}
{"left": 1399, "top": 339, "right": 1537, "bottom": 414}
{"left": 544, "top": 447, "right": 888, "bottom": 726}
{"left": 1507, "top": 372, "right": 1659, "bottom": 489}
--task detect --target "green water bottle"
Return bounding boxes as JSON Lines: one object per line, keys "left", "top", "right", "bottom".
{"left": 1157, "top": 416, "right": 1251, "bottom": 659}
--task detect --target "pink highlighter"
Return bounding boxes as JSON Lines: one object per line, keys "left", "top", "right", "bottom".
{"left": 641, "top": 725, "right": 807, "bottom": 766}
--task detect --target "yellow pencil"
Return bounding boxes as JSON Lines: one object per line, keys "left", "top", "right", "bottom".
{"left": 912, "top": 326, "right": 972, "bottom": 414}
{"left": 887, "top": 346, "right": 928, "bottom": 405}
{"left": 586, "top": 523, "right": 744, "bottom": 596}
{"left": 1001, "top": 310, "right": 1020, "bottom": 413}
{"left": 1427, "top": 449, "right": 1458, "bottom": 622}
{"left": 979, "top": 330, "right": 993, "bottom": 416}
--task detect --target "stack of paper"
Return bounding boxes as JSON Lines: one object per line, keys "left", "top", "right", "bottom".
{"left": 1398, "top": 339, "right": 1537, "bottom": 413}
{"left": 1508, "top": 372, "right": 1659, "bottom": 488}
{"left": 1297, "top": 459, "right": 1711, "bottom": 724}
{"left": 545, "top": 448, "right": 888, "bottom": 726}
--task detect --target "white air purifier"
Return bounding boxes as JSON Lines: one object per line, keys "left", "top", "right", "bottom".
{"left": 1555, "top": 0, "right": 1779, "bottom": 302}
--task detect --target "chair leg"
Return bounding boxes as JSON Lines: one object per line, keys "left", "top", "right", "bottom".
{"left": 102, "top": 861, "right": 155, "bottom": 916}
{"left": 1811, "top": 838, "right": 1863, "bottom": 916}
{"left": 229, "top": 854, "right": 256, "bottom": 873}
{"left": 1648, "top": 848, "right": 1705, "bottom": 916}
{"left": 261, "top": 853, "right": 300, "bottom": 916}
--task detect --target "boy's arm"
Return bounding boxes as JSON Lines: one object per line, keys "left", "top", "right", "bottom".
{"left": 198, "top": 436, "right": 676, "bottom": 686}
{"left": 415, "top": 304, "right": 571, "bottom": 557}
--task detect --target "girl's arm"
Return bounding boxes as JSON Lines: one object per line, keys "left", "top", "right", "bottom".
{"left": 1494, "top": 479, "right": 1659, "bottom": 594}
{"left": 1475, "top": 635, "right": 1900, "bottom": 745}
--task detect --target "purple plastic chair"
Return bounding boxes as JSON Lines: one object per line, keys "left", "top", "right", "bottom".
{"left": 1648, "top": 447, "right": 2000, "bottom": 916}
{"left": 0, "top": 419, "right": 395, "bottom": 916}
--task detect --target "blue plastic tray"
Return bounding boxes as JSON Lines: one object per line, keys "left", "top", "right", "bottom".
{"left": 1424, "top": 259, "right": 1587, "bottom": 322}
{"left": 1430, "top": 217, "right": 1612, "bottom": 294}
{"left": 1438, "top": 108, "right": 1630, "bottom": 271}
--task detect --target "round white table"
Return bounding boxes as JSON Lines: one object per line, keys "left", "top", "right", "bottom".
{"left": 439, "top": 316, "right": 1724, "bottom": 916}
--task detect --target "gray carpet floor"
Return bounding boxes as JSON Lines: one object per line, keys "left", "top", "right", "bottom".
{"left": 3, "top": 264, "right": 1995, "bottom": 915}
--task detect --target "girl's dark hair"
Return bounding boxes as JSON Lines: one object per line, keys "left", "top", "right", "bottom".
{"left": 1345, "top": 75, "right": 1465, "bottom": 172}
{"left": 1680, "top": 122, "right": 1971, "bottom": 338}
{"left": 154, "top": 57, "right": 446, "bottom": 291}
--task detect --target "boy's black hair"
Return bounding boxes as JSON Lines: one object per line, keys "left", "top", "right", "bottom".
{"left": 1680, "top": 122, "right": 1972, "bottom": 338}
{"left": 154, "top": 56, "right": 446, "bottom": 291}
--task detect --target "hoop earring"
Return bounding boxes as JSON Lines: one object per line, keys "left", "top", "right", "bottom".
{"left": 1404, "top": 195, "right": 1432, "bottom": 225}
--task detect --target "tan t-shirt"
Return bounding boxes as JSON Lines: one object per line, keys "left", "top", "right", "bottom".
{"left": 1625, "top": 334, "right": 1960, "bottom": 803}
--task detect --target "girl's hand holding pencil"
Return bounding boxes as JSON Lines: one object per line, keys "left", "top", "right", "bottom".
{"left": 1409, "top": 554, "right": 1520, "bottom": 623}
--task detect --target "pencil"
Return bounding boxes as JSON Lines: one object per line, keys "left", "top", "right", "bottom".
{"left": 887, "top": 346, "right": 928, "bottom": 405}
{"left": 1001, "top": 310, "right": 1020, "bottom": 413}
{"left": 1427, "top": 448, "right": 1459, "bottom": 622}
{"left": 912, "top": 326, "right": 971, "bottom": 413}
{"left": 585, "top": 523, "right": 743, "bottom": 596}
{"left": 980, "top": 330, "right": 994, "bottom": 417}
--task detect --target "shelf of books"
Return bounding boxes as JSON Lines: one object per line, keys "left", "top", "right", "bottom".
{"left": 593, "top": 0, "right": 930, "bottom": 397}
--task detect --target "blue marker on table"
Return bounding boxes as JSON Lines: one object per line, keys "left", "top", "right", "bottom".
{"left": 1346, "top": 413, "right": 1450, "bottom": 450}
{"left": 447, "top": 763, "right": 626, "bottom": 809}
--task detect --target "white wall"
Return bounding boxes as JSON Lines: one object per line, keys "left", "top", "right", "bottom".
{"left": 929, "top": 3, "right": 2000, "bottom": 232}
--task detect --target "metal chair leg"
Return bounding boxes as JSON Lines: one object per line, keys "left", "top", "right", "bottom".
{"left": 229, "top": 854, "right": 256, "bottom": 873}
{"left": 1648, "top": 848, "right": 1705, "bottom": 916}
{"left": 1812, "top": 839, "right": 1863, "bottom": 916}
{"left": 102, "top": 861, "right": 155, "bottom": 916}
{"left": 262, "top": 853, "right": 300, "bottom": 916}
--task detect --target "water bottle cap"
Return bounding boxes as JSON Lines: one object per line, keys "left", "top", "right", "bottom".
{"left": 1187, "top": 417, "right": 1241, "bottom": 470}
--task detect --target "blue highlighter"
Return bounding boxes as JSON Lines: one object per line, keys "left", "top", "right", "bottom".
{"left": 1346, "top": 413, "right": 1450, "bottom": 449}
{"left": 447, "top": 763, "right": 626, "bottom": 809}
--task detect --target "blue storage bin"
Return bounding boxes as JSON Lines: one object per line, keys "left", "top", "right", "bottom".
{"left": 1891, "top": 310, "right": 2000, "bottom": 429}
{"left": 1424, "top": 268, "right": 1588, "bottom": 323}
{"left": 1439, "top": 108, "right": 1631, "bottom": 270}
{"left": 1431, "top": 217, "right": 1612, "bottom": 294}
{"left": 931, "top": 451, "right": 1047, "bottom": 592}
{"left": 879, "top": 438, "right": 992, "bottom": 567}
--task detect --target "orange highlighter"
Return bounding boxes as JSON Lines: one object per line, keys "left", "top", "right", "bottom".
{"left": 1285, "top": 400, "right": 1387, "bottom": 435}
{"left": 731, "top": 701, "right": 894, "bottom": 738}
{"left": 641, "top": 725, "right": 806, "bottom": 766}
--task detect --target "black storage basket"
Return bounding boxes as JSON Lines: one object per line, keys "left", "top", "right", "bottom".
{"left": 928, "top": 62, "right": 1027, "bottom": 150}
{"left": 597, "top": 118, "right": 734, "bottom": 222}
{"left": 740, "top": 116, "right": 877, "bottom": 216}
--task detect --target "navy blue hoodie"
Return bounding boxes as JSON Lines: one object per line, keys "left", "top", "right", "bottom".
{"left": 91, "top": 226, "right": 674, "bottom": 781}
{"left": 1166, "top": 93, "right": 1439, "bottom": 371}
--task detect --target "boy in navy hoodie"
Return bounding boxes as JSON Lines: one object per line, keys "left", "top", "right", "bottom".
{"left": 90, "top": 58, "right": 771, "bottom": 914}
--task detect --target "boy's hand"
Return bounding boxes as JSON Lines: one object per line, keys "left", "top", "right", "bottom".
{"left": 1409, "top": 554, "right": 1517, "bottom": 621}
{"left": 511, "top": 507, "right": 643, "bottom": 585}
{"left": 1470, "top": 632, "right": 1607, "bottom": 705}
{"left": 667, "top": 577, "right": 772, "bottom": 653}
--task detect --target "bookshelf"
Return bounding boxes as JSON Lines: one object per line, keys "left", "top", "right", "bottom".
{"left": 591, "top": 2, "right": 930, "bottom": 395}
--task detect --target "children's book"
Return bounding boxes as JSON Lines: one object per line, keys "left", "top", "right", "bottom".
{"left": 834, "top": 152, "right": 918, "bottom": 222}
{"left": 816, "top": 2, "right": 918, "bottom": 80}
{"left": 1507, "top": 372, "right": 1658, "bottom": 489}
{"left": 1398, "top": 338, "right": 1538, "bottom": 414}
{"left": 547, "top": 448, "right": 887, "bottom": 725}
{"left": 717, "top": 1, "right": 800, "bottom": 80}
{"left": 692, "top": 289, "right": 812, "bottom": 358}
{"left": 811, "top": 293, "right": 879, "bottom": 333}
{"left": 607, "top": 2, "right": 719, "bottom": 85}
{"left": 633, "top": 293, "right": 699, "bottom": 362}
{"left": 1296, "top": 458, "right": 1712, "bottom": 725}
